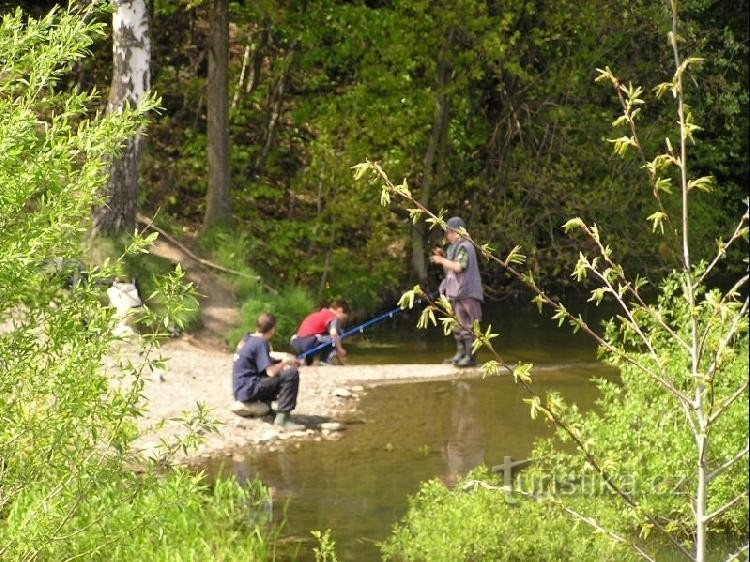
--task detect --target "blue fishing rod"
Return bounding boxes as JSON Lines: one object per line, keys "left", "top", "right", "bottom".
{"left": 296, "top": 290, "right": 437, "bottom": 361}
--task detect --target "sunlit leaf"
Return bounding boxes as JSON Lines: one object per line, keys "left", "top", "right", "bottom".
{"left": 563, "top": 217, "right": 585, "bottom": 232}
{"left": 647, "top": 211, "right": 668, "bottom": 234}
{"left": 687, "top": 176, "right": 714, "bottom": 193}
{"left": 513, "top": 363, "right": 533, "bottom": 384}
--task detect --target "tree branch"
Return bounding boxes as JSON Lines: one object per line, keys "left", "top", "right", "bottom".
{"left": 708, "top": 377, "right": 750, "bottom": 427}
{"left": 707, "top": 443, "right": 750, "bottom": 483}
{"left": 725, "top": 543, "right": 749, "bottom": 561}
{"left": 703, "top": 490, "right": 748, "bottom": 522}
{"left": 135, "top": 212, "right": 278, "bottom": 294}
{"left": 697, "top": 208, "right": 749, "bottom": 286}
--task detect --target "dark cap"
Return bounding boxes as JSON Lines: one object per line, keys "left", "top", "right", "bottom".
{"left": 446, "top": 216, "right": 466, "bottom": 231}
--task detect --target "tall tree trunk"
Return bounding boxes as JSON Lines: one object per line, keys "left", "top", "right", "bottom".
{"left": 411, "top": 30, "right": 452, "bottom": 285}
{"left": 92, "top": 0, "right": 150, "bottom": 237}
{"left": 204, "top": 0, "right": 232, "bottom": 229}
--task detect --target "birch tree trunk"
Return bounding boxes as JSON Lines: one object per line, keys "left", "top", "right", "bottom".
{"left": 92, "top": 0, "right": 150, "bottom": 236}
{"left": 204, "top": 0, "right": 232, "bottom": 229}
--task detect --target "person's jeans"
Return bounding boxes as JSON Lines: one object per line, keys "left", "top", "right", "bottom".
{"left": 291, "top": 334, "right": 334, "bottom": 365}
{"left": 452, "top": 298, "right": 482, "bottom": 342}
{"left": 254, "top": 367, "right": 299, "bottom": 412}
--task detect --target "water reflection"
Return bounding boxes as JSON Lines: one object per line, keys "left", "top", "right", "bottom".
{"left": 204, "top": 299, "right": 621, "bottom": 560}
{"left": 205, "top": 364, "right": 617, "bottom": 562}
{"left": 442, "top": 381, "right": 485, "bottom": 486}
{"left": 234, "top": 450, "right": 304, "bottom": 499}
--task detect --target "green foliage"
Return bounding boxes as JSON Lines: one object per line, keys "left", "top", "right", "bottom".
{"left": 125, "top": 0, "right": 748, "bottom": 301}
{"left": 196, "top": 225, "right": 263, "bottom": 299}
{"left": 87, "top": 234, "right": 201, "bottom": 333}
{"left": 312, "top": 529, "right": 339, "bottom": 562}
{"left": 524, "top": 277, "right": 748, "bottom": 535}
{"left": 381, "top": 467, "right": 629, "bottom": 561}
{"left": 4, "top": 472, "right": 275, "bottom": 560}
{"left": 196, "top": 224, "right": 316, "bottom": 348}
{"left": 230, "top": 284, "right": 314, "bottom": 352}
{"left": 0, "top": 6, "right": 273, "bottom": 560}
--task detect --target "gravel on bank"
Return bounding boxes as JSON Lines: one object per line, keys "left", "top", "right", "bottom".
{"left": 127, "top": 336, "right": 482, "bottom": 466}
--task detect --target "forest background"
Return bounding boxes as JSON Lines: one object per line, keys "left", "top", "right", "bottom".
{"left": 1, "top": 1, "right": 747, "bottom": 560}
{"left": 8, "top": 0, "right": 748, "bottom": 318}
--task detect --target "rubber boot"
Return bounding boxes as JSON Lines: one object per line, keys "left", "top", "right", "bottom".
{"left": 443, "top": 340, "right": 465, "bottom": 364}
{"left": 273, "top": 411, "right": 306, "bottom": 431}
{"left": 456, "top": 339, "right": 476, "bottom": 367}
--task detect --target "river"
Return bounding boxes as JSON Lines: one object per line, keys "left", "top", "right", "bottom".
{"left": 205, "top": 301, "right": 619, "bottom": 560}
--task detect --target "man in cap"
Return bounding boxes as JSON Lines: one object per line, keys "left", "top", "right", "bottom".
{"left": 430, "top": 216, "right": 484, "bottom": 367}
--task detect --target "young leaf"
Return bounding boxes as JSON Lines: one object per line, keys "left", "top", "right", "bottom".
{"left": 504, "top": 245, "right": 526, "bottom": 266}
{"left": 563, "top": 217, "right": 585, "bottom": 232}
{"left": 687, "top": 176, "right": 714, "bottom": 193}
{"left": 351, "top": 162, "right": 370, "bottom": 181}
{"left": 513, "top": 362, "right": 533, "bottom": 384}
{"left": 647, "top": 211, "right": 668, "bottom": 233}
{"left": 655, "top": 177, "right": 673, "bottom": 194}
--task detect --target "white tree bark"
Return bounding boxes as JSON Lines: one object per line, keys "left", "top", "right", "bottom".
{"left": 93, "top": 0, "right": 151, "bottom": 236}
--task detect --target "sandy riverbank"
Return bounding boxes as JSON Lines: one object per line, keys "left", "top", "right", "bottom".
{"left": 129, "top": 335, "right": 484, "bottom": 466}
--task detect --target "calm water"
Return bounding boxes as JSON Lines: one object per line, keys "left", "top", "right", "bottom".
{"left": 206, "top": 302, "right": 618, "bottom": 560}
{"left": 342, "top": 298, "right": 601, "bottom": 366}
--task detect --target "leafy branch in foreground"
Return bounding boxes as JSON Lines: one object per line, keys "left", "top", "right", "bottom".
{"left": 356, "top": 2, "right": 747, "bottom": 560}
{"left": 372, "top": 170, "right": 695, "bottom": 561}
{"left": 0, "top": 6, "right": 273, "bottom": 560}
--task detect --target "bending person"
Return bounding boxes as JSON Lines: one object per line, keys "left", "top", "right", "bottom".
{"left": 290, "top": 298, "right": 349, "bottom": 365}
{"left": 430, "top": 216, "right": 484, "bottom": 367}
{"left": 232, "top": 312, "right": 305, "bottom": 430}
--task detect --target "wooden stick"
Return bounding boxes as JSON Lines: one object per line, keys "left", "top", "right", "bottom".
{"left": 135, "top": 213, "right": 278, "bottom": 294}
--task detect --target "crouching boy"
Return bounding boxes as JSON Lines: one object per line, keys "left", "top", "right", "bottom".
{"left": 231, "top": 312, "right": 305, "bottom": 430}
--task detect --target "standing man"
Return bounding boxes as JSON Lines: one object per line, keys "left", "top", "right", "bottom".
{"left": 290, "top": 298, "right": 350, "bottom": 365}
{"left": 232, "top": 312, "right": 305, "bottom": 430}
{"left": 430, "top": 216, "right": 484, "bottom": 367}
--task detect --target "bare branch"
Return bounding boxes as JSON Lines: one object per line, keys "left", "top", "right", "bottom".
{"left": 725, "top": 543, "right": 749, "bottom": 561}
{"left": 703, "top": 490, "right": 748, "bottom": 522}
{"left": 697, "top": 208, "right": 749, "bottom": 286}
{"left": 136, "top": 212, "right": 279, "bottom": 294}
{"left": 707, "top": 443, "right": 750, "bottom": 483}
{"left": 708, "top": 377, "right": 750, "bottom": 427}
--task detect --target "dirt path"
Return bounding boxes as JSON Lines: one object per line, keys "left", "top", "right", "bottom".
{"left": 132, "top": 235, "right": 477, "bottom": 465}
{"left": 148, "top": 235, "right": 240, "bottom": 350}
